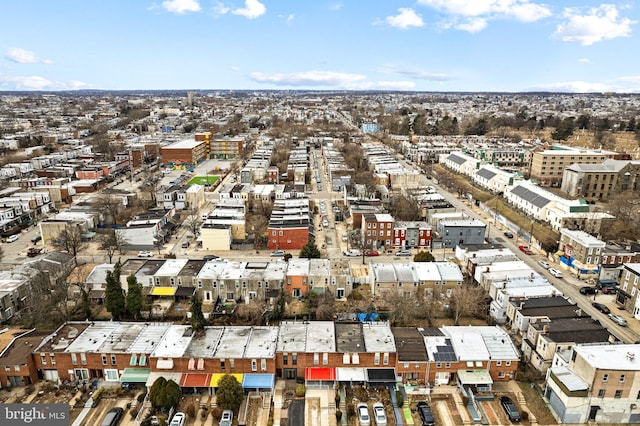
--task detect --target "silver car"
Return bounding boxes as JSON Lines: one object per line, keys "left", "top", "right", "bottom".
{"left": 608, "top": 313, "right": 628, "bottom": 327}
{"left": 372, "top": 402, "right": 387, "bottom": 426}
{"left": 357, "top": 403, "right": 370, "bottom": 426}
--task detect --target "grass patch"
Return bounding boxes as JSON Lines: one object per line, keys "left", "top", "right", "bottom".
{"left": 517, "top": 381, "right": 558, "bottom": 425}
{"left": 187, "top": 175, "right": 219, "bottom": 185}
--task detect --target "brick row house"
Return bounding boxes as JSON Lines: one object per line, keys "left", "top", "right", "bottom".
{"left": 5, "top": 321, "right": 523, "bottom": 394}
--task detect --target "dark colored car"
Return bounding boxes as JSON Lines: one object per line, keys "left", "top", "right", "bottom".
{"left": 416, "top": 402, "right": 435, "bottom": 426}
{"left": 580, "top": 286, "right": 597, "bottom": 295}
{"left": 203, "top": 255, "right": 219, "bottom": 261}
{"left": 503, "top": 231, "right": 514, "bottom": 238}
{"left": 500, "top": 396, "right": 521, "bottom": 422}
{"left": 31, "top": 235, "right": 42, "bottom": 243}
{"left": 101, "top": 407, "right": 124, "bottom": 426}
{"left": 602, "top": 286, "right": 618, "bottom": 295}
{"left": 592, "top": 302, "right": 611, "bottom": 314}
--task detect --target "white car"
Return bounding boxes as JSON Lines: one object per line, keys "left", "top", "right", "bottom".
{"left": 538, "top": 260, "right": 550, "bottom": 269}
{"left": 6, "top": 234, "right": 19, "bottom": 243}
{"left": 220, "top": 410, "right": 233, "bottom": 426}
{"left": 357, "top": 403, "right": 370, "bottom": 426}
{"left": 169, "top": 412, "right": 185, "bottom": 426}
{"left": 270, "top": 250, "right": 286, "bottom": 257}
{"left": 372, "top": 402, "right": 387, "bottom": 426}
{"left": 343, "top": 249, "right": 361, "bottom": 257}
{"left": 548, "top": 268, "right": 563, "bottom": 278}
{"left": 137, "top": 251, "right": 154, "bottom": 257}
{"left": 395, "top": 250, "right": 412, "bottom": 257}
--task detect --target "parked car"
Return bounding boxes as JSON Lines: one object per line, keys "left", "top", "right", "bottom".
{"left": 518, "top": 245, "right": 532, "bottom": 255}
{"left": 220, "top": 410, "right": 233, "bottom": 426}
{"left": 342, "top": 233, "right": 348, "bottom": 242}
{"left": 27, "top": 247, "right": 43, "bottom": 257}
{"left": 602, "top": 286, "right": 618, "bottom": 294}
{"left": 270, "top": 250, "right": 286, "bottom": 257}
{"left": 100, "top": 407, "right": 124, "bottom": 426}
{"left": 500, "top": 396, "right": 521, "bottom": 422}
{"left": 503, "top": 231, "right": 514, "bottom": 238}
{"left": 137, "top": 251, "right": 154, "bottom": 257}
{"left": 608, "top": 313, "right": 628, "bottom": 326}
{"left": 372, "top": 402, "right": 387, "bottom": 426}
{"left": 31, "top": 235, "right": 42, "bottom": 243}
{"left": 169, "top": 412, "right": 185, "bottom": 426}
{"left": 548, "top": 268, "right": 563, "bottom": 278}
{"left": 592, "top": 302, "right": 611, "bottom": 314}
{"left": 538, "top": 260, "right": 550, "bottom": 269}
{"left": 366, "top": 250, "right": 380, "bottom": 257}
{"left": 343, "top": 249, "right": 362, "bottom": 257}
{"left": 416, "top": 402, "right": 435, "bottom": 426}
{"left": 395, "top": 250, "right": 412, "bottom": 257}
{"left": 181, "top": 241, "right": 190, "bottom": 248}
{"left": 357, "top": 403, "right": 370, "bottom": 426}
{"left": 580, "top": 286, "right": 597, "bottom": 295}
{"left": 6, "top": 234, "right": 19, "bottom": 243}
{"left": 203, "top": 255, "right": 219, "bottom": 261}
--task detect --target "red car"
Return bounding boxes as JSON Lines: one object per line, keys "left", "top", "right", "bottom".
{"left": 366, "top": 250, "right": 380, "bottom": 257}
{"left": 519, "top": 245, "right": 533, "bottom": 255}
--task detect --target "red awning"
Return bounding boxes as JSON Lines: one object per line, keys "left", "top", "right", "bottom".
{"left": 180, "top": 373, "right": 212, "bottom": 388}
{"left": 305, "top": 368, "right": 336, "bottom": 381}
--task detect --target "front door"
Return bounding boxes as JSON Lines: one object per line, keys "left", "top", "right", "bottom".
{"left": 589, "top": 406, "right": 600, "bottom": 421}
{"left": 284, "top": 368, "right": 297, "bottom": 380}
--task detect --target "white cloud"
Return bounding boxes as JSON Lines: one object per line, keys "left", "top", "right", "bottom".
{"left": 527, "top": 81, "right": 610, "bottom": 93}
{"left": 5, "top": 48, "right": 53, "bottom": 64}
{"left": 578, "top": 58, "right": 591, "bottom": 63}
{"left": 385, "top": 8, "right": 425, "bottom": 29}
{"left": 328, "top": 3, "right": 342, "bottom": 12}
{"left": 231, "top": 66, "right": 240, "bottom": 71}
{"left": 0, "top": 74, "right": 93, "bottom": 90}
{"left": 232, "top": 0, "right": 266, "bottom": 19}
{"left": 380, "top": 66, "right": 454, "bottom": 81}
{"left": 278, "top": 13, "right": 295, "bottom": 25}
{"left": 162, "top": 0, "right": 201, "bottom": 14}
{"left": 555, "top": 4, "right": 636, "bottom": 46}
{"left": 247, "top": 70, "right": 414, "bottom": 90}
{"left": 212, "top": 2, "right": 231, "bottom": 15}
{"left": 418, "top": 0, "right": 551, "bottom": 32}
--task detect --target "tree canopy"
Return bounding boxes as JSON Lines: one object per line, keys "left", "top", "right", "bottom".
{"left": 216, "top": 374, "right": 244, "bottom": 413}
{"left": 190, "top": 292, "right": 206, "bottom": 332}
{"left": 149, "top": 377, "right": 181, "bottom": 412}
{"left": 299, "top": 241, "right": 321, "bottom": 259}
{"left": 105, "top": 262, "right": 125, "bottom": 320}
{"left": 126, "top": 274, "right": 143, "bottom": 320}
{"left": 414, "top": 251, "right": 436, "bottom": 262}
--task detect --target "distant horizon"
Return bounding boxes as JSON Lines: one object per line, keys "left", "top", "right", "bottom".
{"left": 3, "top": 1, "right": 640, "bottom": 93}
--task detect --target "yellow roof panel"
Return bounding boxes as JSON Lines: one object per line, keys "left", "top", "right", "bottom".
{"left": 210, "top": 373, "right": 243, "bottom": 388}
{"left": 151, "top": 287, "right": 177, "bottom": 296}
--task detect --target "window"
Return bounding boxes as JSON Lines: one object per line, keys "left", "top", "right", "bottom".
{"left": 352, "top": 353, "right": 360, "bottom": 365}
{"left": 445, "top": 362, "right": 451, "bottom": 368}
{"left": 261, "top": 359, "right": 267, "bottom": 372}
{"left": 314, "top": 353, "right": 319, "bottom": 365}
{"left": 229, "top": 359, "right": 235, "bottom": 371}
{"left": 4, "top": 366, "right": 10, "bottom": 372}
{"left": 251, "top": 359, "right": 257, "bottom": 372}
{"left": 496, "top": 361, "right": 502, "bottom": 366}
{"left": 292, "top": 354, "right": 297, "bottom": 365}
{"left": 283, "top": 354, "right": 288, "bottom": 365}
{"left": 104, "top": 369, "right": 119, "bottom": 381}
{"left": 602, "top": 374, "right": 609, "bottom": 382}
{"left": 498, "top": 372, "right": 505, "bottom": 378}
{"left": 111, "top": 355, "right": 117, "bottom": 365}
{"left": 139, "top": 355, "right": 146, "bottom": 366}
{"left": 436, "top": 362, "right": 442, "bottom": 368}
{"left": 323, "top": 353, "right": 328, "bottom": 365}
{"left": 615, "top": 390, "right": 623, "bottom": 398}
{"left": 383, "top": 353, "right": 389, "bottom": 365}
{"left": 374, "top": 353, "right": 380, "bottom": 365}
{"left": 101, "top": 355, "right": 107, "bottom": 366}
{"left": 220, "top": 359, "right": 226, "bottom": 371}
{"left": 620, "top": 374, "right": 626, "bottom": 383}
{"left": 71, "top": 353, "right": 78, "bottom": 365}
{"left": 130, "top": 354, "right": 137, "bottom": 366}
{"left": 81, "top": 353, "right": 87, "bottom": 365}
{"left": 343, "top": 353, "right": 350, "bottom": 365}
{"left": 505, "top": 361, "right": 511, "bottom": 366}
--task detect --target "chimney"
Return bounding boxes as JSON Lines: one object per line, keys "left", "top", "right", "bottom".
{"left": 542, "top": 325, "right": 549, "bottom": 334}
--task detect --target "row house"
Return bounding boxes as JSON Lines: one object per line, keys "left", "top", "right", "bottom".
{"left": 362, "top": 213, "right": 394, "bottom": 251}
{"left": 0, "top": 330, "right": 50, "bottom": 388}
{"left": 393, "top": 221, "right": 432, "bottom": 249}
{"left": 617, "top": 263, "right": 640, "bottom": 319}
{"left": 507, "top": 296, "right": 576, "bottom": 334}
{"left": 437, "top": 219, "right": 486, "bottom": 249}
{"left": 598, "top": 242, "right": 640, "bottom": 282}
{"left": 267, "top": 198, "right": 311, "bottom": 250}
{"left": 556, "top": 228, "right": 606, "bottom": 278}
{"left": 545, "top": 344, "right": 640, "bottom": 424}
{"left": 116, "top": 208, "right": 175, "bottom": 248}
{"left": 472, "top": 165, "right": 517, "bottom": 195}
{"left": 441, "top": 151, "right": 480, "bottom": 177}
{"left": 369, "top": 261, "right": 463, "bottom": 298}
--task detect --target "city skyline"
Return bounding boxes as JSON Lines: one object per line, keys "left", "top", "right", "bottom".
{"left": 2, "top": 0, "right": 640, "bottom": 93}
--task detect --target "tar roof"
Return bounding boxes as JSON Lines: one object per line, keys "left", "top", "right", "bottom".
{"left": 391, "top": 327, "right": 428, "bottom": 361}
{"left": 214, "top": 327, "right": 253, "bottom": 359}
{"left": 574, "top": 344, "right": 640, "bottom": 371}
{"left": 0, "top": 330, "right": 50, "bottom": 366}
{"left": 244, "top": 327, "right": 279, "bottom": 358}
{"left": 362, "top": 322, "right": 396, "bottom": 352}
{"left": 151, "top": 325, "right": 193, "bottom": 358}
{"left": 120, "top": 259, "right": 147, "bottom": 276}
{"left": 135, "top": 260, "right": 165, "bottom": 277}
{"left": 307, "top": 321, "right": 337, "bottom": 353}
{"left": 277, "top": 322, "right": 307, "bottom": 353}
{"left": 335, "top": 323, "right": 365, "bottom": 353}
{"left": 178, "top": 260, "right": 206, "bottom": 277}
{"left": 185, "top": 327, "right": 224, "bottom": 358}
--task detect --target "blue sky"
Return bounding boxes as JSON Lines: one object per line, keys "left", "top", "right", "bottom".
{"left": 1, "top": 0, "right": 640, "bottom": 92}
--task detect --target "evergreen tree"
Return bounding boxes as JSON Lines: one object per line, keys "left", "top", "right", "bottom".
{"left": 299, "top": 241, "right": 321, "bottom": 259}
{"left": 105, "top": 262, "right": 125, "bottom": 320}
{"left": 190, "top": 292, "right": 206, "bottom": 332}
{"left": 414, "top": 251, "right": 436, "bottom": 262}
{"left": 216, "top": 374, "right": 244, "bottom": 413}
{"left": 126, "top": 274, "right": 143, "bottom": 320}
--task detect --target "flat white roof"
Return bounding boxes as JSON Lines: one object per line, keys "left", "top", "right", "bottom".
{"left": 442, "top": 326, "right": 491, "bottom": 361}
{"left": 277, "top": 322, "right": 307, "bottom": 353}
{"left": 306, "top": 321, "right": 336, "bottom": 353}
{"left": 245, "top": 327, "right": 279, "bottom": 358}
{"left": 361, "top": 322, "right": 396, "bottom": 352}
{"left": 197, "top": 259, "right": 229, "bottom": 279}
{"left": 154, "top": 259, "right": 189, "bottom": 277}
{"left": 287, "top": 259, "right": 310, "bottom": 276}
{"left": 166, "top": 139, "right": 204, "bottom": 149}
{"left": 127, "top": 323, "right": 172, "bottom": 354}
{"left": 214, "top": 327, "right": 253, "bottom": 359}
{"left": 574, "top": 343, "right": 640, "bottom": 371}
{"left": 185, "top": 327, "right": 224, "bottom": 358}
{"left": 151, "top": 325, "right": 193, "bottom": 358}
{"left": 65, "top": 322, "right": 120, "bottom": 354}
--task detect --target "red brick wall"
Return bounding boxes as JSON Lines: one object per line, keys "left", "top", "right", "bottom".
{"left": 268, "top": 227, "right": 309, "bottom": 250}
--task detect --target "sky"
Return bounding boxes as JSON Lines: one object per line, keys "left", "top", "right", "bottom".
{"left": 2, "top": 0, "right": 640, "bottom": 93}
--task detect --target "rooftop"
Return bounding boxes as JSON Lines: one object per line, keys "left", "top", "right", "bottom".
{"left": 214, "top": 326, "right": 253, "bottom": 359}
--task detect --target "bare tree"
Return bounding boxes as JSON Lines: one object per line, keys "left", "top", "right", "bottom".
{"left": 235, "top": 300, "right": 265, "bottom": 325}
{"left": 448, "top": 283, "right": 488, "bottom": 326}
{"left": 51, "top": 225, "right": 83, "bottom": 264}
{"left": 95, "top": 192, "right": 123, "bottom": 225}
{"left": 98, "top": 230, "right": 125, "bottom": 263}
{"left": 184, "top": 209, "right": 203, "bottom": 238}
{"left": 385, "top": 288, "right": 420, "bottom": 326}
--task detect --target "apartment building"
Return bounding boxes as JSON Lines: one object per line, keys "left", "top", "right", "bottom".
{"left": 361, "top": 213, "right": 394, "bottom": 251}
{"left": 160, "top": 139, "right": 207, "bottom": 168}
{"left": 267, "top": 198, "right": 311, "bottom": 250}
{"left": 437, "top": 219, "right": 486, "bottom": 249}
{"left": 556, "top": 229, "right": 606, "bottom": 278}
{"left": 393, "top": 221, "right": 432, "bottom": 249}
{"left": 529, "top": 146, "right": 619, "bottom": 186}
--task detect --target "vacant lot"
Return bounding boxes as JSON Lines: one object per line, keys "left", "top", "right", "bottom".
{"left": 187, "top": 175, "right": 220, "bottom": 185}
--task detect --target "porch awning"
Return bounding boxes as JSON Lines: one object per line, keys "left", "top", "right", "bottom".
{"left": 305, "top": 368, "right": 336, "bottom": 381}
{"left": 120, "top": 368, "right": 151, "bottom": 383}
{"left": 336, "top": 368, "right": 366, "bottom": 382}
{"left": 151, "top": 287, "right": 177, "bottom": 296}
{"left": 242, "top": 374, "right": 275, "bottom": 389}
{"left": 457, "top": 370, "right": 493, "bottom": 385}
{"left": 145, "top": 372, "right": 182, "bottom": 387}
{"left": 180, "top": 373, "right": 212, "bottom": 388}
{"left": 156, "top": 359, "right": 174, "bottom": 369}
{"left": 366, "top": 368, "right": 397, "bottom": 383}
{"left": 210, "top": 373, "right": 243, "bottom": 388}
